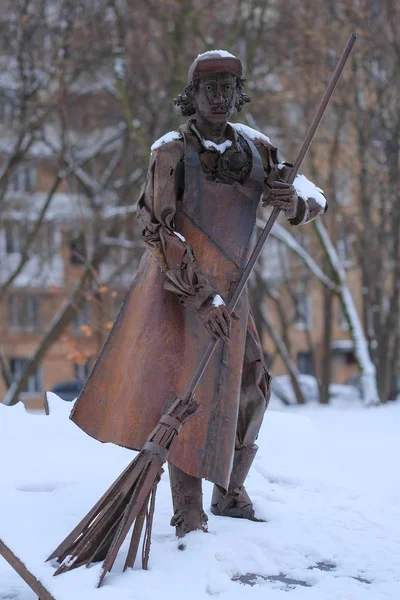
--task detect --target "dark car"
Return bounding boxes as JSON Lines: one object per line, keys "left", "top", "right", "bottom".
{"left": 50, "top": 379, "right": 84, "bottom": 402}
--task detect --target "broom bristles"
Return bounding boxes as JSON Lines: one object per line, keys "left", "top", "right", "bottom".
{"left": 50, "top": 451, "right": 163, "bottom": 583}
{"left": 46, "top": 451, "right": 144, "bottom": 563}
{"left": 49, "top": 394, "right": 199, "bottom": 585}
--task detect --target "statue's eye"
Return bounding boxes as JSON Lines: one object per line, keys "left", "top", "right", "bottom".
{"left": 225, "top": 84, "right": 231, "bottom": 90}
{"left": 206, "top": 84, "right": 212, "bottom": 91}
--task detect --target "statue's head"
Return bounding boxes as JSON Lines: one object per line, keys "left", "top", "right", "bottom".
{"left": 174, "top": 50, "right": 251, "bottom": 122}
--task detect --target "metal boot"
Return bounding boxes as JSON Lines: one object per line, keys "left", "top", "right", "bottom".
{"left": 211, "top": 445, "right": 262, "bottom": 521}
{"left": 168, "top": 463, "right": 208, "bottom": 540}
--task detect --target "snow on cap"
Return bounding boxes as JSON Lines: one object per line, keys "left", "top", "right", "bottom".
{"left": 188, "top": 50, "right": 242, "bottom": 84}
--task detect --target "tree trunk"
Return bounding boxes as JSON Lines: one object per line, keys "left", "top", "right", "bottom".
{"left": 260, "top": 304, "right": 307, "bottom": 405}
{"left": 320, "top": 287, "right": 333, "bottom": 404}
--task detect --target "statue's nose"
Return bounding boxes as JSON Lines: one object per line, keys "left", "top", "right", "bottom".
{"left": 214, "top": 83, "right": 224, "bottom": 102}
{"left": 212, "top": 86, "right": 227, "bottom": 106}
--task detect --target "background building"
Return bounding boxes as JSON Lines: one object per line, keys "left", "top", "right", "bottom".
{"left": 1, "top": 0, "right": 399, "bottom": 409}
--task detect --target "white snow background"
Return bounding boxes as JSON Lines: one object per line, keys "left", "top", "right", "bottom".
{"left": 1, "top": 393, "right": 400, "bottom": 599}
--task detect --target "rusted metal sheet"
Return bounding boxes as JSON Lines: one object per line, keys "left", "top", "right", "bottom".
{"left": 0, "top": 538, "right": 56, "bottom": 600}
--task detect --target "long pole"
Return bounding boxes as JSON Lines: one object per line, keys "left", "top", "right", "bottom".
{"left": 183, "top": 33, "right": 357, "bottom": 402}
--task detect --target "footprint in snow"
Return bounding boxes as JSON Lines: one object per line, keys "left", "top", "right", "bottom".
{"left": 232, "top": 572, "right": 312, "bottom": 589}
{"left": 15, "top": 482, "right": 60, "bottom": 492}
{"left": 0, "top": 591, "right": 20, "bottom": 599}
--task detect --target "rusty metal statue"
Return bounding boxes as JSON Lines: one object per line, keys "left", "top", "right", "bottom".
{"left": 70, "top": 50, "right": 327, "bottom": 539}
{"left": 48, "top": 38, "right": 359, "bottom": 583}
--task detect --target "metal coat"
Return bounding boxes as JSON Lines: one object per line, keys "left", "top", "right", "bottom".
{"left": 70, "top": 130, "right": 265, "bottom": 490}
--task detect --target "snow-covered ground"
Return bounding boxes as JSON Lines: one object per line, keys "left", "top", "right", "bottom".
{"left": 1, "top": 394, "right": 400, "bottom": 599}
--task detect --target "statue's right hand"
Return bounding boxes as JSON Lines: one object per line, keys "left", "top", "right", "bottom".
{"left": 198, "top": 297, "right": 231, "bottom": 343}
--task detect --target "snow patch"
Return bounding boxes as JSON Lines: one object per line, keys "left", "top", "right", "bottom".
{"left": 196, "top": 50, "right": 237, "bottom": 60}
{"left": 203, "top": 139, "right": 232, "bottom": 153}
{"left": 212, "top": 294, "right": 225, "bottom": 307}
{"left": 293, "top": 174, "right": 326, "bottom": 208}
{"left": 114, "top": 56, "right": 125, "bottom": 79}
{"left": 61, "top": 554, "right": 78, "bottom": 568}
{"left": 1, "top": 398, "right": 400, "bottom": 598}
{"left": 230, "top": 122, "right": 271, "bottom": 144}
{"left": 331, "top": 339, "right": 354, "bottom": 351}
{"left": 174, "top": 231, "right": 186, "bottom": 242}
{"left": 151, "top": 131, "right": 181, "bottom": 152}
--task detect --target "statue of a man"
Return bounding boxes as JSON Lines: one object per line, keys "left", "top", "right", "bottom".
{"left": 70, "top": 51, "right": 327, "bottom": 541}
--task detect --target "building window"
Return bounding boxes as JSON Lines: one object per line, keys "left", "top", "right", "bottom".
{"left": 74, "top": 360, "right": 92, "bottom": 381}
{"left": 5, "top": 221, "right": 56, "bottom": 258}
{"left": 0, "top": 97, "right": 21, "bottom": 123}
{"left": 9, "top": 164, "right": 36, "bottom": 193}
{"left": 337, "top": 225, "right": 354, "bottom": 269}
{"left": 9, "top": 358, "right": 42, "bottom": 393}
{"left": 72, "top": 304, "right": 91, "bottom": 335}
{"left": 111, "top": 290, "right": 125, "bottom": 321}
{"left": 261, "top": 238, "right": 288, "bottom": 283}
{"left": 336, "top": 168, "right": 352, "bottom": 207}
{"left": 34, "top": 222, "right": 56, "bottom": 258}
{"left": 338, "top": 303, "right": 349, "bottom": 330}
{"left": 5, "top": 222, "right": 22, "bottom": 253}
{"left": 294, "top": 290, "right": 312, "bottom": 330}
{"left": 331, "top": 340, "right": 356, "bottom": 366}
{"left": 7, "top": 294, "right": 41, "bottom": 332}
{"left": 297, "top": 351, "right": 314, "bottom": 375}
{"left": 344, "top": 351, "right": 357, "bottom": 366}
{"left": 69, "top": 232, "right": 86, "bottom": 265}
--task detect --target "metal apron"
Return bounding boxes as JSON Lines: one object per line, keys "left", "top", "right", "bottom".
{"left": 167, "top": 131, "right": 264, "bottom": 487}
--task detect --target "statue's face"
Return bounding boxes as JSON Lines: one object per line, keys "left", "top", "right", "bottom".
{"left": 193, "top": 72, "right": 237, "bottom": 125}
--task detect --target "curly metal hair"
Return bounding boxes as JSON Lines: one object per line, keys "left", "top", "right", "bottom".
{"left": 174, "top": 75, "right": 251, "bottom": 117}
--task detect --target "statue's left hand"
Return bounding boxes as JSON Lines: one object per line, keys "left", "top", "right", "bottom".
{"left": 262, "top": 180, "right": 298, "bottom": 219}
{"left": 198, "top": 301, "right": 231, "bottom": 344}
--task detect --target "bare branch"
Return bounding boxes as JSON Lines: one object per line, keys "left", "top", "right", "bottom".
{"left": 258, "top": 218, "right": 339, "bottom": 292}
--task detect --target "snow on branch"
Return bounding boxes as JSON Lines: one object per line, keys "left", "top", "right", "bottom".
{"left": 260, "top": 215, "right": 380, "bottom": 405}
{"left": 43, "top": 125, "right": 127, "bottom": 199}
{"left": 101, "top": 205, "right": 137, "bottom": 219}
{"left": 101, "top": 237, "right": 143, "bottom": 249}
{"left": 257, "top": 218, "right": 339, "bottom": 292}
{"left": 314, "top": 220, "right": 380, "bottom": 406}
{"left": 113, "top": 168, "right": 143, "bottom": 190}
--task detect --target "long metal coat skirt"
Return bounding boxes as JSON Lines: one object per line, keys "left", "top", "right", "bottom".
{"left": 70, "top": 132, "right": 265, "bottom": 490}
